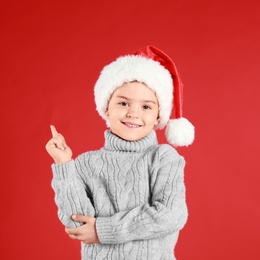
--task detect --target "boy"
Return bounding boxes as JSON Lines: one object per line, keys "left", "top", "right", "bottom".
{"left": 46, "top": 45, "right": 194, "bottom": 259}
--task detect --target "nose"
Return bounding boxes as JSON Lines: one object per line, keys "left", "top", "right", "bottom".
{"left": 126, "top": 106, "right": 139, "bottom": 118}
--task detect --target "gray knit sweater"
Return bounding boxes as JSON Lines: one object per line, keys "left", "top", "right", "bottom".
{"left": 51, "top": 130, "right": 188, "bottom": 260}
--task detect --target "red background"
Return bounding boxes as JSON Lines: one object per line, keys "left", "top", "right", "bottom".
{"left": 1, "top": 0, "right": 260, "bottom": 259}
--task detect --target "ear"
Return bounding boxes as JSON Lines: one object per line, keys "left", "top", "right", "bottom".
{"left": 154, "top": 116, "right": 160, "bottom": 127}
{"left": 105, "top": 108, "right": 109, "bottom": 117}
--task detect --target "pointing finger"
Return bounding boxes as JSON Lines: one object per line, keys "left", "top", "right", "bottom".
{"left": 50, "top": 125, "right": 58, "bottom": 137}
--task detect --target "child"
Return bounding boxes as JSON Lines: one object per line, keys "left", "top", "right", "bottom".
{"left": 46, "top": 45, "right": 195, "bottom": 260}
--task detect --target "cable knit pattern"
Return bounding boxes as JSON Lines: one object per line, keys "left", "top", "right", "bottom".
{"left": 51, "top": 130, "right": 188, "bottom": 260}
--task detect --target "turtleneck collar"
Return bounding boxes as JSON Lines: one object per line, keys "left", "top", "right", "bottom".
{"left": 104, "top": 130, "right": 158, "bottom": 153}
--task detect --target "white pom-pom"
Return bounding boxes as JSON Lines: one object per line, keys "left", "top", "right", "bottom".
{"left": 165, "top": 118, "right": 195, "bottom": 147}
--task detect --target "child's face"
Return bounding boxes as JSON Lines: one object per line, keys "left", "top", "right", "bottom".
{"left": 105, "top": 82, "right": 159, "bottom": 141}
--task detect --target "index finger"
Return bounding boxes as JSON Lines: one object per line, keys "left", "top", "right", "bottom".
{"left": 50, "top": 125, "right": 58, "bottom": 137}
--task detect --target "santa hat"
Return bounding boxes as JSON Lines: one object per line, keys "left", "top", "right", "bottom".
{"left": 94, "top": 45, "right": 195, "bottom": 147}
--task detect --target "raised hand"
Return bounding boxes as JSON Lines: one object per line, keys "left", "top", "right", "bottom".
{"left": 45, "top": 125, "right": 73, "bottom": 164}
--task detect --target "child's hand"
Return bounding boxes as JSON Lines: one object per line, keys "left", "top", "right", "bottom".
{"left": 65, "top": 214, "right": 100, "bottom": 244}
{"left": 45, "top": 125, "right": 72, "bottom": 164}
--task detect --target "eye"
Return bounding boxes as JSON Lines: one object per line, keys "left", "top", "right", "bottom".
{"left": 119, "top": 101, "right": 129, "bottom": 106}
{"left": 142, "top": 105, "right": 151, "bottom": 110}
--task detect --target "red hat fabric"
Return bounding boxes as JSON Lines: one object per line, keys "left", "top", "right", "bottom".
{"left": 133, "top": 45, "right": 184, "bottom": 119}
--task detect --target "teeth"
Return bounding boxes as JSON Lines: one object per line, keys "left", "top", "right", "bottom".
{"left": 125, "top": 123, "right": 139, "bottom": 128}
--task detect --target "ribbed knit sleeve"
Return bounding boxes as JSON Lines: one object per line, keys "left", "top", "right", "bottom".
{"left": 51, "top": 160, "right": 95, "bottom": 228}
{"left": 96, "top": 145, "right": 188, "bottom": 244}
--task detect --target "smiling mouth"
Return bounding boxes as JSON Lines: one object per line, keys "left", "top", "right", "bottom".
{"left": 122, "top": 122, "right": 141, "bottom": 128}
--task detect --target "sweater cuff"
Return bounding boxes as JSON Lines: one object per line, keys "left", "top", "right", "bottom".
{"left": 96, "top": 217, "right": 116, "bottom": 244}
{"left": 51, "top": 160, "right": 75, "bottom": 180}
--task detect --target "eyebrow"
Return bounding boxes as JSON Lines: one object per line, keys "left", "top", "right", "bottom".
{"left": 115, "top": 95, "right": 157, "bottom": 104}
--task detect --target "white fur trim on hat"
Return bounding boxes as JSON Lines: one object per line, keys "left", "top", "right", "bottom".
{"left": 94, "top": 55, "right": 173, "bottom": 129}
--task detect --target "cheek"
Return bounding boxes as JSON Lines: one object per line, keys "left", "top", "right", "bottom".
{"left": 146, "top": 113, "right": 159, "bottom": 125}
{"left": 106, "top": 106, "right": 124, "bottom": 119}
